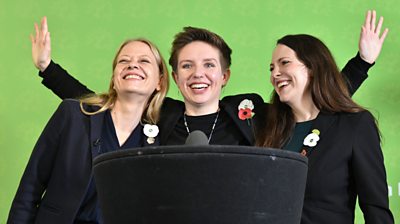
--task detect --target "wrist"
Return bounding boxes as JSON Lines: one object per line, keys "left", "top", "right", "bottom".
{"left": 359, "top": 55, "right": 374, "bottom": 64}
{"left": 39, "top": 59, "right": 51, "bottom": 72}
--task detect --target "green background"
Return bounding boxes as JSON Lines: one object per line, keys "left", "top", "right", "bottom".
{"left": 0, "top": 0, "right": 398, "bottom": 222}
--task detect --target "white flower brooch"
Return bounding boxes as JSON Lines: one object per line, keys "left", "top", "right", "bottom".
{"left": 301, "top": 129, "right": 320, "bottom": 156}
{"left": 238, "top": 99, "right": 255, "bottom": 121}
{"left": 303, "top": 129, "right": 320, "bottom": 147}
{"left": 143, "top": 124, "right": 159, "bottom": 144}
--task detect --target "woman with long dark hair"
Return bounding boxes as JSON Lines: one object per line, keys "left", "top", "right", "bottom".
{"left": 257, "top": 32, "right": 393, "bottom": 223}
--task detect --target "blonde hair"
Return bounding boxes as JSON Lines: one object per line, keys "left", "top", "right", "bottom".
{"left": 80, "top": 38, "right": 169, "bottom": 124}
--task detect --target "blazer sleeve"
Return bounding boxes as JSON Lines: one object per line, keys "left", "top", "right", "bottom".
{"left": 352, "top": 111, "right": 394, "bottom": 224}
{"left": 341, "top": 53, "right": 373, "bottom": 96}
{"left": 7, "top": 101, "right": 70, "bottom": 223}
{"left": 39, "top": 60, "right": 94, "bottom": 99}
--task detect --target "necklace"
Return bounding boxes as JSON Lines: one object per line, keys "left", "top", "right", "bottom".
{"left": 183, "top": 109, "right": 220, "bottom": 143}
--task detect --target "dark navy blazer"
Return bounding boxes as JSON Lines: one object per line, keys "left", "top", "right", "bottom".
{"left": 8, "top": 100, "right": 157, "bottom": 223}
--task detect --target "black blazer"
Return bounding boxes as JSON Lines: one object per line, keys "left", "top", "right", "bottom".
{"left": 17, "top": 55, "right": 377, "bottom": 222}
{"left": 158, "top": 94, "right": 264, "bottom": 145}
{"left": 300, "top": 111, "right": 393, "bottom": 224}
{"left": 7, "top": 100, "right": 157, "bottom": 223}
{"left": 34, "top": 53, "right": 371, "bottom": 145}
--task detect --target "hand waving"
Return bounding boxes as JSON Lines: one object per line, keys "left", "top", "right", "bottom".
{"left": 359, "top": 10, "right": 389, "bottom": 64}
{"left": 30, "top": 16, "right": 51, "bottom": 72}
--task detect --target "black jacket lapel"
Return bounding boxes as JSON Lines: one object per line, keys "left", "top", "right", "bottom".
{"left": 159, "top": 98, "right": 185, "bottom": 145}
{"left": 220, "top": 96, "right": 260, "bottom": 145}
{"left": 304, "top": 112, "right": 337, "bottom": 167}
{"left": 87, "top": 106, "right": 106, "bottom": 159}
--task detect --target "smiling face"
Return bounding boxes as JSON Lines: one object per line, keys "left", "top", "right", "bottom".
{"left": 113, "top": 41, "right": 161, "bottom": 98}
{"left": 270, "top": 44, "right": 311, "bottom": 107}
{"left": 173, "top": 41, "right": 230, "bottom": 113}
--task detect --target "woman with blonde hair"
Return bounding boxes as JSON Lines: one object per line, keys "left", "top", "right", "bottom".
{"left": 8, "top": 17, "right": 169, "bottom": 223}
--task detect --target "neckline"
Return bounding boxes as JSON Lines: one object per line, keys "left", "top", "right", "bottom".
{"left": 184, "top": 111, "right": 219, "bottom": 118}
{"left": 183, "top": 109, "right": 220, "bottom": 143}
{"left": 296, "top": 119, "right": 316, "bottom": 125}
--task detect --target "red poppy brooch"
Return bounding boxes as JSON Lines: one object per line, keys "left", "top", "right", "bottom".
{"left": 238, "top": 99, "right": 255, "bottom": 123}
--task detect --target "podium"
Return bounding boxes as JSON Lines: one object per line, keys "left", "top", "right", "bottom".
{"left": 93, "top": 145, "right": 308, "bottom": 224}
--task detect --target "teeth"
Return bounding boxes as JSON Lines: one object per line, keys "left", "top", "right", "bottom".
{"left": 190, "top": 84, "right": 208, "bottom": 89}
{"left": 277, "top": 81, "right": 289, "bottom": 88}
{"left": 124, "top": 74, "right": 143, "bottom": 80}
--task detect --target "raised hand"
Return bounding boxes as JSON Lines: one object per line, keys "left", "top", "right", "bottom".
{"left": 359, "top": 10, "right": 389, "bottom": 64}
{"left": 30, "top": 16, "right": 51, "bottom": 72}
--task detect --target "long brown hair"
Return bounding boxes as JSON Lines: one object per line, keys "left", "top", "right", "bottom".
{"left": 256, "top": 34, "right": 365, "bottom": 148}
{"left": 80, "top": 38, "right": 169, "bottom": 124}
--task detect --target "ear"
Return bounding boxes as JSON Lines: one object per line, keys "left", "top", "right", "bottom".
{"left": 222, "top": 68, "right": 231, "bottom": 87}
{"left": 155, "top": 73, "right": 163, "bottom": 91}
{"left": 111, "top": 73, "right": 117, "bottom": 89}
{"left": 172, "top": 71, "right": 179, "bottom": 84}
{"left": 304, "top": 67, "right": 313, "bottom": 81}
{"left": 156, "top": 81, "right": 161, "bottom": 91}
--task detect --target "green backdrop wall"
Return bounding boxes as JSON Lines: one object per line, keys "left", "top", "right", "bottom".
{"left": 0, "top": 0, "right": 398, "bottom": 222}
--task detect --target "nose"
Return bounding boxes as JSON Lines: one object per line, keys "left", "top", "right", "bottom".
{"left": 271, "top": 66, "right": 281, "bottom": 78}
{"left": 193, "top": 66, "right": 205, "bottom": 78}
{"left": 128, "top": 61, "right": 139, "bottom": 70}
{"left": 270, "top": 66, "right": 281, "bottom": 84}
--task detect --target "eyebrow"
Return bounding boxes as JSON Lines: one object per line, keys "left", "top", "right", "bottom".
{"left": 119, "top": 54, "right": 152, "bottom": 58}
{"left": 278, "top": 57, "right": 289, "bottom": 62}
{"left": 270, "top": 57, "right": 290, "bottom": 67}
{"left": 179, "top": 58, "right": 217, "bottom": 64}
{"left": 203, "top": 58, "right": 217, "bottom": 62}
{"left": 271, "top": 57, "right": 289, "bottom": 63}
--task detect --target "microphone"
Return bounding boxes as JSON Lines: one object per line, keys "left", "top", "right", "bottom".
{"left": 185, "top": 130, "right": 209, "bottom": 145}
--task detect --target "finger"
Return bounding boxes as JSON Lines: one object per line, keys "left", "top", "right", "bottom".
{"left": 375, "top": 16, "right": 383, "bottom": 34}
{"left": 380, "top": 28, "right": 389, "bottom": 43}
{"left": 371, "top": 10, "right": 376, "bottom": 32}
{"left": 359, "top": 26, "right": 365, "bottom": 46}
{"left": 40, "top": 17, "right": 47, "bottom": 44}
{"left": 364, "top": 10, "right": 371, "bottom": 30}
{"left": 41, "top": 16, "right": 48, "bottom": 33}
{"left": 45, "top": 32, "right": 51, "bottom": 46}
{"left": 360, "top": 26, "right": 366, "bottom": 37}
{"left": 34, "top": 23, "right": 39, "bottom": 41}
{"left": 30, "top": 34, "right": 34, "bottom": 45}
